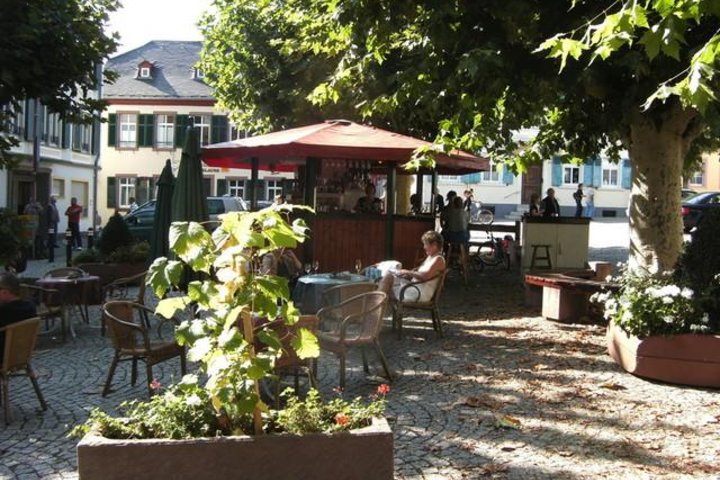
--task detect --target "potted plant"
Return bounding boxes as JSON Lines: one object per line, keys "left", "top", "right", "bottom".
{"left": 73, "top": 213, "right": 149, "bottom": 284}
{"left": 594, "top": 211, "right": 720, "bottom": 387}
{"left": 74, "top": 206, "right": 394, "bottom": 480}
{"left": 0, "top": 208, "right": 29, "bottom": 273}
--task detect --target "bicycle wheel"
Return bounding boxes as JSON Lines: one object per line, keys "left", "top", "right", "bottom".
{"left": 475, "top": 209, "right": 494, "bottom": 225}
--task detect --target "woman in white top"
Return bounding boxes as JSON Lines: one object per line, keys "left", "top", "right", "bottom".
{"left": 379, "top": 231, "right": 446, "bottom": 303}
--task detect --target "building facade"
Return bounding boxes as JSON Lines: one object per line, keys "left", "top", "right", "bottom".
{"left": 99, "top": 41, "right": 291, "bottom": 223}
{"left": 685, "top": 152, "right": 720, "bottom": 193}
{"left": 1, "top": 99, "right": 98, "bottom": 232}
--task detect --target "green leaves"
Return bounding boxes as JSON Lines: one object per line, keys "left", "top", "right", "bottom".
{"left": 147, "top": 257, "right": 184, "bottom": 298}
{"left": 291, "top": 327, "right": 320, "bottom": 359}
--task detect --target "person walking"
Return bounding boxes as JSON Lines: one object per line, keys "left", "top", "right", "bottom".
{"left": 585, "top": 187, "right": 595, "bottom": 218}
{"left": 65, "top": 197, "right": 83, "bottom": 250}
{"left": 46, "top": 196, "right": 60, "bottom": 248}
{"left": 573, "top": 183, "right": 585, "bottom": 218}
{"left": 542, "top": 188, "right": 561, "bottom": 217}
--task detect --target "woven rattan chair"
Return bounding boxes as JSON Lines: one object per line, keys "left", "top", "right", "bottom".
{"left": 19, "top": 284, "right": 66, "bottom": 339}
{"left": 0, "top": 317, "right": 48, "bottom": 424}
{"left": 102, "top": 301, "right": 186, "bottom": 397}
{"left": 392, "top": 269, "right": 448, "bottom": 339}
{"left": 317, "top": 291, "right": 392, "bottom": 389}
{"left": 269, "top": 314, "right": 319, "bottom": 407}
{"left": 101, "top": 271, "right": 148, "bottom": 336}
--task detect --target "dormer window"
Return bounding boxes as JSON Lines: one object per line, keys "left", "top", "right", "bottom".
{"left": 136, "top": 60, "right": 154, "bottom": 80}
{"left": 194, "top": 68, "right": 204, "bottom": 80}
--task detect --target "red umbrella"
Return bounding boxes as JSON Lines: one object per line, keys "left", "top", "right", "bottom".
{"left": 202, "top": 120, "right": 488, "bottom": 173}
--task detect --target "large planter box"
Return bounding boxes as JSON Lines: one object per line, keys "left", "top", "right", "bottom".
{"left": 607, "top": 321, "right": 720, "bottom": 388}
{"left": 77, "top": 417, "right": 393, "bottom": 480}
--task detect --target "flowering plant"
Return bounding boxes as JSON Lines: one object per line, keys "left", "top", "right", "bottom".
{"left": 592, "top": 268, "right": 709, "bottom": 338}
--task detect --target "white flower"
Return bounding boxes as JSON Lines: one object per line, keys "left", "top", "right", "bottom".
{"left": 701, "top": 313, "right": 709, "bottom": 324}
{"left": 657, "top": 285, "right": 681, "bottom": 297}
{"left": 185, "top": 394, "right": 202, "bottom": 406}
{"left": 621, "top": 310, "right": 633, "bottom": 322}
{"left": 605, "top": 275, "right": 613, "bottom": 282}
{"left": 662, "top": 296, "right": 674, "bottom": 305}
{"left": 663, "top": 315, "right": 674, "bottom": 324}
{"left": 680, "top": 288, "right": 694, "bottom": 299}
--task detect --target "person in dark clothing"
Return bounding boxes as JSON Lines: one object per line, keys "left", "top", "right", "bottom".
{"left": 541, "top": 188, "right": 561, "bottom": 217}
{"left": 528, "top": 193, "right": 541, "bottom": 217}
{"left": 0, "top": 272, "right": 37, "bottom": 357}
{"left": 573, "top": 183, "right": 585, "bottom": 217}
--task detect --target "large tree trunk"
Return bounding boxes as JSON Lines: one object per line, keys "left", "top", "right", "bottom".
{"left": 627, "top": 105, "right": 696, "bottom": 274}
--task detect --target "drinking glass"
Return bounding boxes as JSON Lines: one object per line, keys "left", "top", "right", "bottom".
{"left": 313, "top": 260, "right": 320, "bottom": 273}
{"left": 304, "top": 263, "right": 312, "bottom": 275}
{"left": 354, "top": 259, "right": 363, "bottom": 274}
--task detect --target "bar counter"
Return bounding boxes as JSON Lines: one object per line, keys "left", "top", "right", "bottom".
{"left": 307, "top": 213, "right": 435, "bottom": 272}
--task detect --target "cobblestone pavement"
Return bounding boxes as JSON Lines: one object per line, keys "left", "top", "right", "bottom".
{"left": 4, "top": 220, "right": 719, "bottom": 479}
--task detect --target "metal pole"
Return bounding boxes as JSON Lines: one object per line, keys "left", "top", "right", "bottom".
{"left": 385, "top": 166, "right": 396, "bottom": 259}
{"left": 250, "top": 157, "right": 259, "bottom": 210}
{"left": 92, "top": 63, "right": 103, "bottom": 232}
{"left": 32, "top": 99, "right": 40, "bottom": 201}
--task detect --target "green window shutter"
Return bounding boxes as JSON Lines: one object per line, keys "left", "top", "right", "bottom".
{"left": 108, "top": 113, "right": 117, "bottom": 147}
{"left": 216, "top": 179, "right": 228, "bottom": 196}
{"left": 551, "top": 156, "right": 562, "bottom": 187}
{"left": 502, "top": 165, "right": 514, "bottom": 185}
{"left": 61, "top": 121, "right": 71, "bottom": 149}
{"left": 107, "top": 177, "right": 117, "bottom": 209}
{"left": 138, "top": 114, "right": 154, "bottom": 147}
{"left": 211, "top": 115, "right": 228, "bottom": 144}
{"left": 621, "top": 159, "right": 632, "bottom": 189}
{"left": 175, "top": 115, "right": 189, "bottom": 148}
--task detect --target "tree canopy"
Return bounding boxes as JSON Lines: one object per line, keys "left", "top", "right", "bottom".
{"left": 0, "top": 0, "right": 119, "bottom": 165}
{"left": 200, "top": 0, "right": 720, "bottom": 271}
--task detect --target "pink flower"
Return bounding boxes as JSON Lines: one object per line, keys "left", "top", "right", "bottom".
{"left": 377, "top": 384, "right": 390, "bottom": 396}
{"left": 335, "top": 413, "right": 350, "bottom": 426}
{"left": 149, "top": 379, "right": 162, "bottom": 391}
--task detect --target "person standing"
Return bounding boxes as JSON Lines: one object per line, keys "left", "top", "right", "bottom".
{"left": 65, "top": 197, "right": 83, "bottom": 250}
{"left": 585, "top": 187, "right": 595, "bottom": 218}
{"left": 0, "top": 272, "right": 37, "bottom": 357}
{"left": 46, "top": 196, "right": 60, "bottom": 248}
{"left": 541, "top": 188, "right": 561, "bottom": 217}
{"left": 128, "top": 197, "right": 139, "bottom": 212}
{"left": 573, "top": 183, "right": 585, "bottom": 218}
{"left": 23, "top": 197, "right": 44, "bottom": 258}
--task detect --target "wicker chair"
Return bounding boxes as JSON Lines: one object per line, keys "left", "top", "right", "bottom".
{"left": 268, "top": 314, "right": 319, "bottom": 407}
{"left": 101, "top": 271, "right": 148, "bottom": 336}
{"left": 317, "top": 291, "right": 392, "bottom": 389}
{"left": 0, "top": 317, "right": 48, "bottom": 424}
{"left": 102, "top": 301, "right": 186, "bottom": 397}
{"left": 19, "top": 284, "right": 66, "bottom": 339}
{"left": 391, "top": 269, "right": 448, "bottom": 339}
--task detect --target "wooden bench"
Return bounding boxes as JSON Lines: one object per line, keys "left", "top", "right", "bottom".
{"left": 524, "top": 270, "right": 619, "bottom": 323}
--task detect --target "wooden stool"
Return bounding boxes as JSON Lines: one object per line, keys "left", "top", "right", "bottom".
{"left": 530, "top": 244, "right": 552, "bottom": 270}
{"left": 446, "top": 242, "right": 469, "bottom": 284}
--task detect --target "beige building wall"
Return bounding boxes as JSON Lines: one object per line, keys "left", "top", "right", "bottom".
{"left": 688, "top": 152, "right": 720, "bottom": 192}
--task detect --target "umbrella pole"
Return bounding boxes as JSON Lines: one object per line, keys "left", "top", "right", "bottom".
{"left": 385, "top": 165, "right": 396, "bottom": 259}
{"left": 250, "top": 157, "right": 259, "bottom": 211}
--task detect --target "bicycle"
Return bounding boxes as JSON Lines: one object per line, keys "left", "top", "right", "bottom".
{"left": 468, "top": 213, "right": 511, "bottom": 271}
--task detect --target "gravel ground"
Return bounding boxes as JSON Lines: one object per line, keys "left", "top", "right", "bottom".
{"left": 4, "top": 219, "right": 719, "bottom": 479}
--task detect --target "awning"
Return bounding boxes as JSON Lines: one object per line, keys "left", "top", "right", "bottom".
{"left": 202, "top": 120, "right": 488, "bottom": 174}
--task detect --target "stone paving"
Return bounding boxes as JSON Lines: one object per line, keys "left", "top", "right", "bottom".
{"left": 3, "top": 219, "right": 719, "bottom": 479}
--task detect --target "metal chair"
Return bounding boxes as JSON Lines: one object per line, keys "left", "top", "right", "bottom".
{"left": 0, "top": 317, "right": 48, "bottom": 424}
{"left": 391, "top": 269, "right": 448, "bottom": 339}
{"left": 102, "top": 301, "right": 186, "bottom": 397}
{"left": 316, "top": 291, "right": 392, "bottom": 389}
{"left": 18, "top": 284, "right": 67, "bottom": 340}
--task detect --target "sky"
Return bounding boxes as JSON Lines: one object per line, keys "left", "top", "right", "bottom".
{"left": 106, "top": 0, "right": 214, "bottom": 55}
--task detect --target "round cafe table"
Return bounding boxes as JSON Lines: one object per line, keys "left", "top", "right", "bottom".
{"left": 291, "top": 273, "right": 371, "bottom": 314}
{"left": 36, "top": 275, "right": 102, "bottom": 339}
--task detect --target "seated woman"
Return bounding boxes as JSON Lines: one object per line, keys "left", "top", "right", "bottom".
{"left": 527, "top": 192, "right": 541, "bottom": 216}
{"left": 379, "top": 231, "right": 446, "bottom": 303}
{"left": 261, "top": 248, "right": 303, "bottom": 287}
{"left": 355, "top": 184, "right": 383, "bottom": 214}
{"left": 440, "top": 196, "right": 470, "bottom": 246}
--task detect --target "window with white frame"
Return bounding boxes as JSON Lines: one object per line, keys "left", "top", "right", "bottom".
{"left": 194, "top": 68, "right": 204, "bottom": 79}
{"left": 43, "top": 110, "right": 60, "bottom": 146}
{"left": 228, "top": 179, "right": 245, "bottom": 198}
{"left": 2, "top": 103, "right": 24, "bottom": 135}
{"left": 70, "top": 180, "right": 89, "bottom": 217}
{"left": 690, "top": 170, "right": 704, "bottom": 185}
{"left": 52, "top": 178, "right": 65, "bottom": 198}
{"left": 191, "top": 114, "right": 211, "bottom": 146}
{"left": 71, "top": 123, "right": 91, "bottom": 153}
{"left": 229, "top": 123, "right": 247, "bottom": 141}
{"left": 118, "top": 176, "right": 136, "bottom": 207}
{"left": 266, "top": 179, "right": 283, "bottom": 199}
{"left": 118, "top": 113, "right": 137, "bottom": 148}
{"left": 480, "top": 161, "right": 501, "bottom": 183}
{"left": 155, "top": 113, "right": 175, "bottom": 148}
{"left": 563, "top": 165, "right": 580, "bottom": 185}
{"left": 602, "top": 161, "right": 619, "bottom": 187}
{"left": 140, "top": 67, "right": 151, "bottom": 78}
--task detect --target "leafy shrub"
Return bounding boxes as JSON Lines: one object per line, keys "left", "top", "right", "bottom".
{"left": 97, "top": 213, "right": 134, "bottom": 256}
{"left": 106, "top": 241, "right": 149, "bottom": 264}
{"left": 0, "top": 208, "right": 27, "bottom": 267}
{"left": 71, "top": 248, "right": 103, "bottom": 265}
{"left": 677, "top": 209, "right": 720, "bottom": 330}
{"left": 592, "top": 268, "right": 710, "bottom": 338}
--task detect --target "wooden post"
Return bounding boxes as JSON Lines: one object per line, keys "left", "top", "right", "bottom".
{"left": 430, "top": 171, "right": 438, "bottom": 214}
{"left": 385, "top": 165, "right": 396, "bottom": 259}
{"left": 240, "top": 310, "right": 264, "bottom": 435}
{"left": 250, "top": 157, "right": 259, "bottom": 211}
{"left": 303, "top": 158, "right": 319, "bottom": 264}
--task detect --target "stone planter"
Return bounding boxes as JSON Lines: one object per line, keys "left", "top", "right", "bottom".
{"left": 607, "top": 321, "right": 720, "bottom": 388}
{"left": 77, "top": 417, "right": 393, "bottom": 480}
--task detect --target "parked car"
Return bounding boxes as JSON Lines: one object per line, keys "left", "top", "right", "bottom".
{"left": 123, "top": 197, "right": 248, "bottom": 242}
{"left": 681, "top": 191, "right": 720, "bottom": 232}
{"left": 681, "top": 189, "right": 698, "bottom": 200}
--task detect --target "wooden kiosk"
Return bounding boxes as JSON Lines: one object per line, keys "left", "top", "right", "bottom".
{"left": 202, "top": 120, "right": 488, "bottom": 271}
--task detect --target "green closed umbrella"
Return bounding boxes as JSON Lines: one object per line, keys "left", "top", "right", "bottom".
{"left": 171, "top": 127, "right": 209, "bottom": 225}
{"left": 149, "top": 159, "right": 175, "bottom": 262}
